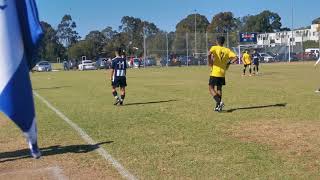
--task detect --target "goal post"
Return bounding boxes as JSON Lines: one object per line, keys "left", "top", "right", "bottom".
{"left": 238, "top": 44, "right": 258, "bottom": 64}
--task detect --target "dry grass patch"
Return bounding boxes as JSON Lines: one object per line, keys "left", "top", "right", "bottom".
{"left": 228, "top": 120, "right": 320, "bottom": 171}
{"left": 0, "top": 115, "right": 9, "bottom": 127}
{"left": 228, "top": 120, "right": 320, "bottom": 156}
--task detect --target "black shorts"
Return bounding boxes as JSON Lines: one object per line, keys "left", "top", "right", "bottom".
{"left": 209, "top": 76, "right": 226, "bottom": 87}
{"left": 112, "top": 76, "right": 127, "bottom": 88}
{"left": 253, "top": 60, "right": 259, "bottom": 65}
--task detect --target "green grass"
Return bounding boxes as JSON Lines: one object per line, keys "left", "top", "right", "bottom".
{"left": 29, "top": 62, "right": 320, "bottom": 179}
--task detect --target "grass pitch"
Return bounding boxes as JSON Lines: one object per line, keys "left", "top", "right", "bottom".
{"left": 1, "top": 62, "right": 320, "bottom": 179}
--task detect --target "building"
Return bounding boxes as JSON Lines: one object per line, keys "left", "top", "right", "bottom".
{"left": 257, "top": 24, "right": 320, "bottom": 46}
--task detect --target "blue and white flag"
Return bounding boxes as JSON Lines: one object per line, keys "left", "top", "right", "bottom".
{"left": 0, "top": 0, "right": 43, "bottom": 158}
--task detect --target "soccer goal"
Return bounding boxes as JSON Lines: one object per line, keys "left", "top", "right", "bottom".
{"left": 237, "top": 44, "right": 258, "bottom": 64}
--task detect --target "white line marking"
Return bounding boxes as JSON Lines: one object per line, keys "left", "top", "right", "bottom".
{"left": 0, "top": 166, "right": 67, "bottom": 180}
{"left": 33, "top": 91, "right": 137, "bottom": 180}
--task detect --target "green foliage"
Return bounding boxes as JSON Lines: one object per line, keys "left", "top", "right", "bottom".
{"left": 312, "top": 17, "right": 320, "bottom": 24}
{"left": 38, "top": 11, "right": 297, "bottom": 60}
{"left": 176, "top": 13, "right": 209, "bottom": 33}
{"left": 241, "top": 10, "right": 282, "bottom": 33}
{"left": 207, "top": 12, "right": 238, "bottom": 33}
{"left": 303, "top": 40, "right": 320, "bottom": 50}
{"left": 173, "top": 14, "right": 209, "bottom": 54}
{"left": 120, "top": 16, "right": 160, "bottom": 53}
{"left": 38, "top": 21, "right": 65, "bottom": 62}
{"left": 57, "top": 15, "right": 81, "bottom": 47}
{"left": 67, "top": 40, "right": 96, "bottom": 60}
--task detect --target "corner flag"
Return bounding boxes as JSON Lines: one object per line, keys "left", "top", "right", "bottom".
{"left": 0, "top": 0, "right": 43, "bottom": 158}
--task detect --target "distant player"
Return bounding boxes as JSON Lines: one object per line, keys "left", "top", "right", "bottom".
{"left": 110, "top": 47, "right": 127, "bottom": 105}
{"left": 251, "top": 50, "right": 260, "bottom": 75}
{"left": 242, "top": 50, "right": 252, "bottom": 76}
{"left": 314, "top": 57, "right": 320, "bottom": 93}
{"left": 208, "top": 36, "right": 238, "bottom": 112}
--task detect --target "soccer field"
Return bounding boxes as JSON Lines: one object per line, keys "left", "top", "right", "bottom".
{"left": 1, "top": 62, "right": 320, "bottom": 179}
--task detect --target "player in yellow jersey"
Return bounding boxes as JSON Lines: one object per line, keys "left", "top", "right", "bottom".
{"left": 208, "top": 36, "right": 238, "bottom": 112}
{"left": 242, "top": 50, "right": 252, "bottom": 76}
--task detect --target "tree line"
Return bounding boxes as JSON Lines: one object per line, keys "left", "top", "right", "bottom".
{"left": 38, "top": 11, "right": 319, "bottom": 62}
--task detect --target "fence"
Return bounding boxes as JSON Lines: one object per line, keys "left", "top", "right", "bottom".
{"left": 141, "top": 31, "right": 320, "bottom": 67}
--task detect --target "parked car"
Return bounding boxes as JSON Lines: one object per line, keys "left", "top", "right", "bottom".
{"left": 259, "top": 53, "right": 275, "bottom": 63}
{"left": 78, "top": 60, "right": 96, "bottom": 71}
{"left": 95, "top": 58, "right": 108, "bottom": 69}
{"left": 305, "top": 48, "right": 319, "bottom": 58}
{"left": 131, "top": 58, "right": 142, "bottom": 68}
{"left": 275, "top": 53, "right": 299, "bottom": 61}
{"left": 34, "top": 61, "right": 52, "bottom": 72}
{"left": 144, "top": 58, "right": 157, "bottom": 66}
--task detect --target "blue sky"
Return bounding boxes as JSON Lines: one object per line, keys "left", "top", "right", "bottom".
{"left": 37, "top": 0, "right": 320, "bottom": 37}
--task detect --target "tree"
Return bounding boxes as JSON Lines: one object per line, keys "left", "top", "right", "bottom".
{"left": 38, "top": 21, "right": 65, "bottom": 62}
{"left": 119, "top": 16, "right": 160, "bottom": 56}
{"left": 207, "top": 12, "right": 237, "bottom": 33}
{"left": 303, "top": 40, "right": 319, "bottom": 50}
{"left": 173, "top": 13, "right": 209, "bottom": 55}
{"left": 57, "top": 15, "right": 80, "bottom": 47}
{"left": 242, "top": 11, "right": 282, "bottom": 33}
{"left": 175, "top": 13, "right": 209, "bottom": 33}
{"left": 280, "top": 27, "right": 291, "bottom": 31}
{"left": 102, "top": 26, "right": 117, "bottom": 40}
{"left": 85, "top": 30, "right": 106, "bottom": 57}
{"left": 68, "top": 40, "right": 96, "bottom": 60}
{"left": 312, "top": 17, "right": 320, "bottom": 24}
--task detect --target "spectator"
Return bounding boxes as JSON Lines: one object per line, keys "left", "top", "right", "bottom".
{"left": 63, "top": 60, "right": 69, "bottom": 71}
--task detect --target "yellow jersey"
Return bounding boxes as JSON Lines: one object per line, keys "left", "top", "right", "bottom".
{"left": 209, "top": 46, "right": 236, "bottom": 77}
{"left": 242, "top": 53, "right": 252, "bottom": 65}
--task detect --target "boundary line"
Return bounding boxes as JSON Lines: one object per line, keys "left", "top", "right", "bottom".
{"left": 33, "top": 91, "right": 137, "bottom": 180}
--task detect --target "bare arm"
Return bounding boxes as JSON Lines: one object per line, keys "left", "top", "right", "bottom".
{"left": 230, "top": 56, "right": 239, "bottom": 64}
{"left": 110, "top": 69, "right": 114, "bottom": 81}
{"left": 208, "top": 51, "right": 214, "bottom": 67}
{"left": 226, "top": 56, "right": 239, "bottom": 69}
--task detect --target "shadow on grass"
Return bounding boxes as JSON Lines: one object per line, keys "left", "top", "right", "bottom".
{"left": 124, "top": 99, "right": 178, "bottom": 106}
{"left": 224, "top": 103, "right": 287, "bottom": 113}
{"left": 0, "top": 141, "right": 113, "bottom": 163}
{"left": 33, "top": 86, "right": 72, "bottom": 90}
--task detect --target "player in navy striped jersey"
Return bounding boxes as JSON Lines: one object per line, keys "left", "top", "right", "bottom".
{"left": 251, "top": 50, "right": 261, "bottom": 75}
{"left": 110, "top": 47, "right": 127, "bottom": 105}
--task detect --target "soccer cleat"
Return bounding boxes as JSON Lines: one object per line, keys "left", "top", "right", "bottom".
{"left": 315, "top": 89, "right": 320, "bottom": 93}
{"left": 29, "top": 142, "right": 41, "bottom": 159}
{"left": 114, "top": 98, "right": 121, "bottom": 105}
{"left": 119, "top": 100, "right": 124, "bottom": 106}
{"left": 217, "top": 102, "right": 225, "bottom": 112}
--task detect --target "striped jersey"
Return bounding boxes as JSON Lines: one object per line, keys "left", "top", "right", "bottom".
{"left": 111, "top": 57, "right": 127, "bottom": 77}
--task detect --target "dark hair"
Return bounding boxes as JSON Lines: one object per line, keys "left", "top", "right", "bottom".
{"left": 115, "top": 47, "right": 125, "bottom": 56}
{"left": 216, "top": 36, "right": 225, "bottom": 45}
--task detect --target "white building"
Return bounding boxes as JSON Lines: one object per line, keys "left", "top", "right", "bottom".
{"left": 257, "top": 24, "right": 320, "bottom": 46}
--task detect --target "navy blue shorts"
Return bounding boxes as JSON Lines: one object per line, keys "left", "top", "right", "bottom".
{"left": 112, "top": 77, "right": 127, "bottom": 88}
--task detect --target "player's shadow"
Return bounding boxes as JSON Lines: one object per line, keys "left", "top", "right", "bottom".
{"left": 224, "top": 103, "right": 287, "bottom": 113}
{"left": 33, "top": 86, "right": 72, "bottom": 90}
{"left": 124, "top": 99, "right": 178, "bottom": 106}
{"left": 0, "top": 141, "right": 113, "bottom": 163}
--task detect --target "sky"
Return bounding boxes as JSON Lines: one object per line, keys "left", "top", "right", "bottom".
{"left": 37, "top": 0, "right": 320, "bottom": 38}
